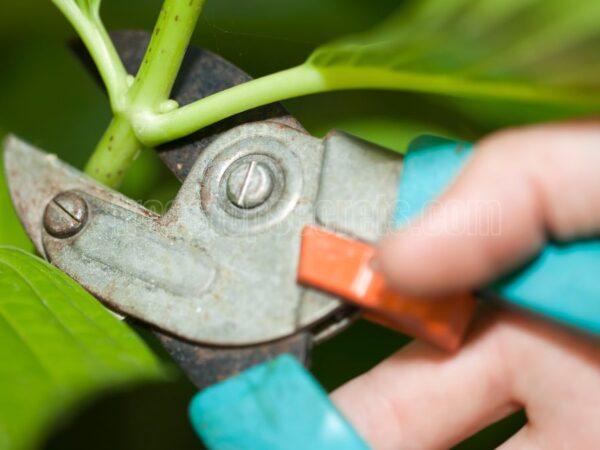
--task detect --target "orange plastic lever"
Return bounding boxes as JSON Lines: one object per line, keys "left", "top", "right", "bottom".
{"left": 298, "top": 226, "right": 477, "bottom": 351}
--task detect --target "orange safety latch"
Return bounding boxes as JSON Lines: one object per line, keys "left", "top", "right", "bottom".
{"left": 297, "top": 226, "right": 477, "bottom": 351}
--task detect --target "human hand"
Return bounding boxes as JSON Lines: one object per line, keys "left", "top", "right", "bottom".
{"left": 332, "top": 120, "right": 600, "bottom": 450}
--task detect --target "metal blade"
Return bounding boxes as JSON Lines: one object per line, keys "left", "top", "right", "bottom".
{"left": 2, "top": 135, "right": 147, "bottom": 256}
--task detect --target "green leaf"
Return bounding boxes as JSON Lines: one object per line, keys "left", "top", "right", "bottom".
{"left": 0, "top": 247, "right": 164, "bottom": 450}
{"left": 0, "top": 136, "right": 31, "bottom": 251}
{"left": 308, "top": 0, "right": 600, "bottom": 105}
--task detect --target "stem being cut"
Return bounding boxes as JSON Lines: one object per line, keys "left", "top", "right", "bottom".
{"left": 83, "top": 0, "right": 205, "bottom": 187}
{"left": 84, "top": 116, "right": 141, "bottom": 186}
{"left": 133, "top": 63, "right": 600, "bottom": 146}
{"left": 132, "top": 65, "right": 325, "bottom": 146}
{"left": 127, "top": 0, "right": 205, "bottom": 111}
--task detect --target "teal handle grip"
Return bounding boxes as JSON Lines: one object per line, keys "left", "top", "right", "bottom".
{"left": 395, "top": 135, "right": 600, "bottom": 336}
{"left": 188, "top": 355, "right": 369, "bottom": 450}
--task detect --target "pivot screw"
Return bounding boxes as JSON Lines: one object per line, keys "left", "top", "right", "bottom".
{"left": 226, "top": 160, "right": 275, "bottom": 209}
{"left": 43, "top": 191, "right": 88, "bottom": 239}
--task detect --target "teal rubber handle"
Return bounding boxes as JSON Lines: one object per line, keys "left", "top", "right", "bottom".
{"left": 189, "top": 354, "right": 369, "bottom": 450}
{"left": 395, "top": 135, "right": 600, "bottom": 336}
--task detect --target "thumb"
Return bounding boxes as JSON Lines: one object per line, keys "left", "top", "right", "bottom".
{"left": 378, "top": 120, "right": 600, "bottom": 296}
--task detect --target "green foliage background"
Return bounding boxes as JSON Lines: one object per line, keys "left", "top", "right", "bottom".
{"left": 0, "top": 248, "right": 165, "bottom": 450}
{"left": 2, "top": 0, "right": 586, "bottom": 447}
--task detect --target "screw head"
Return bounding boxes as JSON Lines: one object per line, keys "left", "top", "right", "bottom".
{"left": 226, "top": 160, "right": 275, "bottom": 209}
{"left": 43, "top": 191, "right": 88, "bottom": 239}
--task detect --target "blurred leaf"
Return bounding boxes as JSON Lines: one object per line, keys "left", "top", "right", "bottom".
{"left": 312, "top": 116, "right": 455, "bottom": 154}
{"left": 145, "top": 0, "right": 600, "bottom": 144}
{"left": 0, "top": 41, "right": 111, "bottom": 169}
{"left": 0, "top": 247, "right": 164, "bottom": 450}
{"left": 0, "top": 136, "right": 32, "bottom": 251}
{"left": 308, "top": 0, "right": 600, "bottom": 105}
{"left": 445, "top": 96, "right": 596, "bottom": 133}
{"left": 193, "top": 0, "right": 401, "bottom": 75}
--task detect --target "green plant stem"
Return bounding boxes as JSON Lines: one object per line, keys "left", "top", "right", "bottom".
{"left": 85, "top": 0, "right": 205, "bottom": 187}
{"left": 133, "top": 63, "right": 600, "bottom": 146}
{"left": 52, "top": 0, "right": 129, "bottom": 111}
{"left": 132, "top": 65, "right": 323, "bottom": 146}
{"left": 84, "top": 117, "right": 142, "bottom": 187}
{"left": 127, "top": 0, "right": 206, "bottom": 111}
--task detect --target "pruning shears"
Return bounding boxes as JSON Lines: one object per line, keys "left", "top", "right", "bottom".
{"left": 4, "top": 32, "right": 600, "bottom": 449}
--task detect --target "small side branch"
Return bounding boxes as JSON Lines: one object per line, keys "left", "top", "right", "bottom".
{"left": 52, "top": 0, "right": 129, "bottom": 111}
{"left": 132, "top": 65, "right": 328, "bottom": 146}
{"left": 133, "top": 63, "right": 600, "bottom": 146}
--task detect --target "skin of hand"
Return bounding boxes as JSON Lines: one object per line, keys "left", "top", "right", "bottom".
{"left": 331, "top": 120, "right": 600, "bottom": 450}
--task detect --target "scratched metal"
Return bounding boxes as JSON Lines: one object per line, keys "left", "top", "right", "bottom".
{"left": 7, "top": 123, "right": 346, "bottom": 346}
{"left": 2, "top": 136, "right": 152, "bottom": 256}
{"left": 42, "top": 190, "right": 218, "bottom": 319}
{"left": 4, "top": 127, "right": 402, "bottom": 347}
{"left": 317, "top": 131, "right": 403, "bottom": 242}
{"left": 4, "top": 134, "right": 317, "bottom": 390}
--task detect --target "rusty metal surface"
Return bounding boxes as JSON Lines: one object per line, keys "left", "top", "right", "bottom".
{"left": 43, "top": 191, "right": 89, "bottom": 239}
{"left": 2, "top": 136, "right": 153, "bottom": 256}
{"left": 4, "top": 135, "right": 320, "bottom": 389}
{"left": 24, "top": 122, "right": 344, "bottom": 346}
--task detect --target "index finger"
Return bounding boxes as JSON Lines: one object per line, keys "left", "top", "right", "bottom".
{"left": 377, "top": 120, "right": 600, "bottom": 296}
